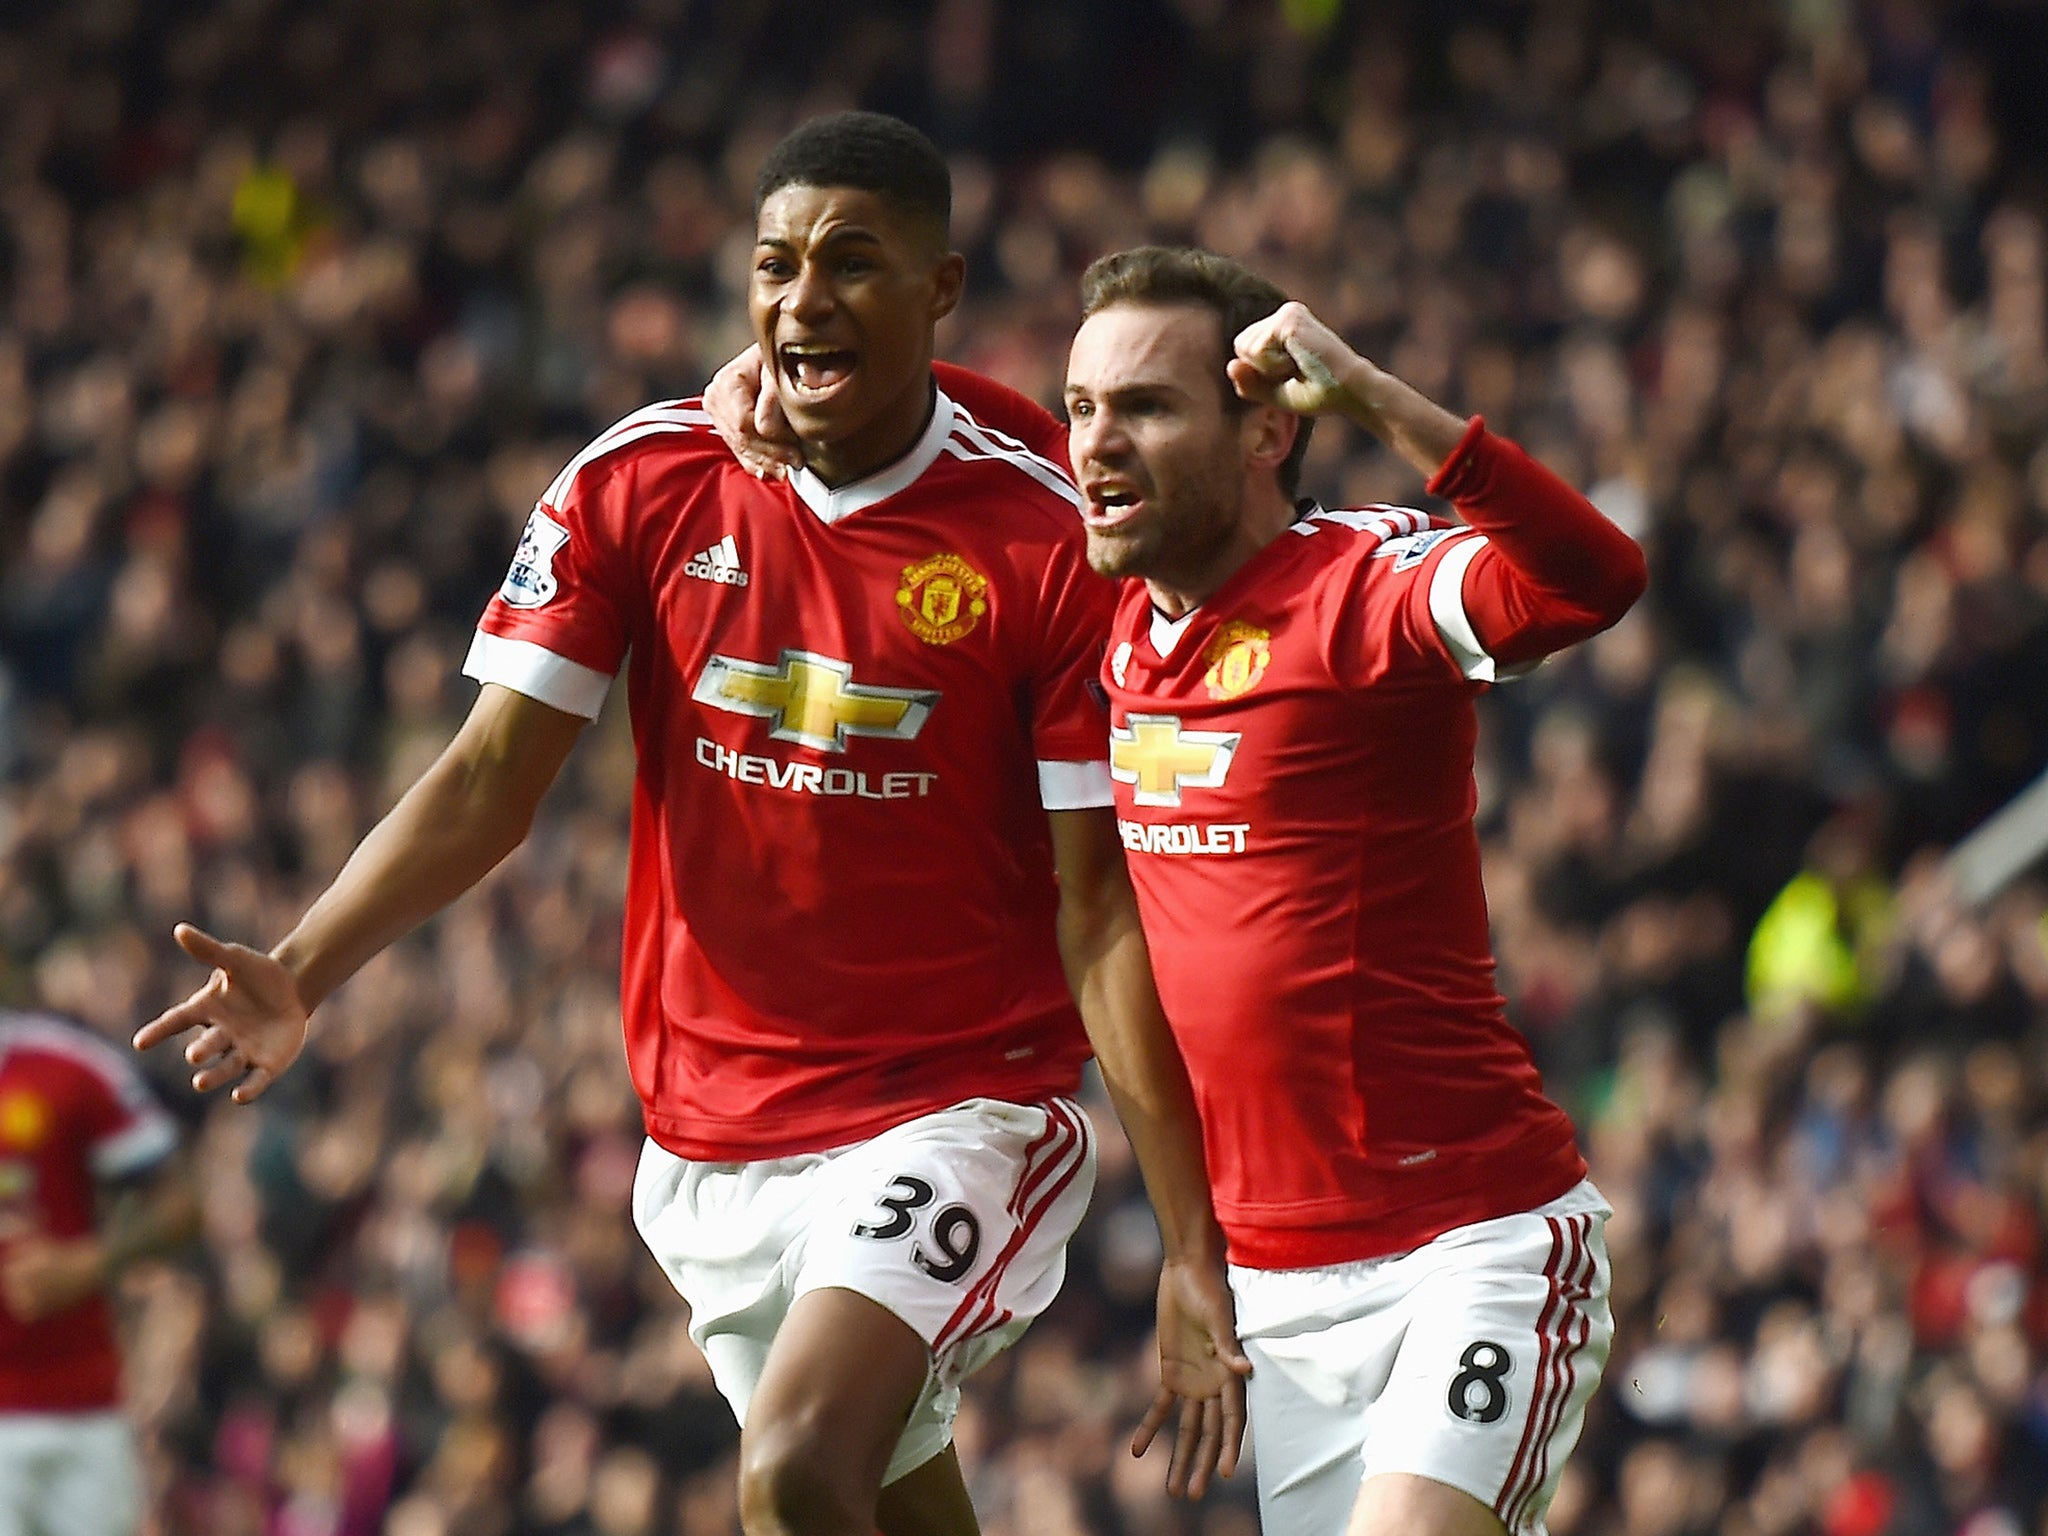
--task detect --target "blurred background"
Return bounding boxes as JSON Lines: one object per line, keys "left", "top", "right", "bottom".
{"left": 4, "top": 0, "right": 2048, "bottom": 1532}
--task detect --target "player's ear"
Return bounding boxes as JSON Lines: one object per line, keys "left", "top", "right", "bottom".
{"left": 1243, "top": 403, "right": 1298, "bottom": 475}
{"left": 929, "top": 251, "right": 967, "bottom": 322}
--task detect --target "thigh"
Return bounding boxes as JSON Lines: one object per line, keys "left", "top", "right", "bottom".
{"left": 876, "top": 1446, "right": 978, "bottom": 1536}
{"left": 632, "top": 1099, "right": 1096, "bottom": 1490}
{"left": 1239, "top": 1334, "right": 1378, "bottom": 1536}
{"left": 631, "top": 1137, "right": 821, "bottom": 1436}
{"left": 804, "top": 1099, "right": 1095, "bottom": 1373}
{"left": 1232, "top": 1262, "right": 1409, "bottom": 1536}
{"left": 1362, "top": 1205, "right": 1613, "bottom": 1536}
{"left": 41, "top": 1414, "right": 141, "bottom": 1536}
{"left": 799, "top": 1097, "right": 1096, "bottom": 1483}
{"left": 745, "top": 1285, "right": 937, "bottom": 1506}
{"left": 1348, "top": 1472, "right": 1508, "bottom": 1536}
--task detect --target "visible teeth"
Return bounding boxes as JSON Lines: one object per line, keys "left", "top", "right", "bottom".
{"left": 782, "top": 346, "right": 854, "bottom": 394}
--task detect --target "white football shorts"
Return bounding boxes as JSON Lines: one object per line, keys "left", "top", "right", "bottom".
{"left": 0, "top": 1410, "right": 142, "bottom": 1536}
{"left": 632, "top": 1096, "right": 1096, "bottom": 1485}
{"left": 1232, "top": 1179, "right": 1613, "bottom": 1536}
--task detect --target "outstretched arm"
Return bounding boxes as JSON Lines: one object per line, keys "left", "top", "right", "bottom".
{"left": 1232, "top": 302, "right": 1647, "bottom": 662}
{"left": 135, "top": 684, "right": 586, "bottom": 1100}
{"left": 1049, "top": 807, "right": 1249, "bottom": 1499}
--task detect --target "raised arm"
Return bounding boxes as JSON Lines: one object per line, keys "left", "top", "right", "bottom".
{"left": 135, "top": 684, "right": 586, "bottom": 1100}
{"left": 1233, "top": 302, "right": 1648, "bottom": 663}
{"left": 1048, "top": 805, "right": 1249, "bottom": 1499}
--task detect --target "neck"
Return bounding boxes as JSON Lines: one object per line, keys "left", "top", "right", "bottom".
{"left": 802, "top": 375, "right": 938, "bottom": 488}
{"left": 1142, "top": 480, "right": 1300, "bottom": 618}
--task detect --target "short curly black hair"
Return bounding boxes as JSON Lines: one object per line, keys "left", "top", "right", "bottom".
{"left": 754, "top": 111, "right": 951, "bottom": 238}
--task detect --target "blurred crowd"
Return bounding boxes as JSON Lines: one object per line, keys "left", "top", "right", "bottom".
{"left": 3, "top": 0, "right": 2048, "bottom": 1533}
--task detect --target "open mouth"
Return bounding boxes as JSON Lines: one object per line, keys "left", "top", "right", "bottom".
{"left": 1083, "top": 484, "right": 1146, "bottom": 532}
{"left": 779, "top": 344, "right": 858, "bottom": 398}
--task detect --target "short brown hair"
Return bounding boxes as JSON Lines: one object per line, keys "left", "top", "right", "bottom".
{"left": 1078, "top": 246, "right": 1315, "bottom": 497}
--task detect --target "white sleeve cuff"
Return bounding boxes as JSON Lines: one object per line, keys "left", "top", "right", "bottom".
{"left": 463, "top": 631, "right": 615, "bottom": 719}
{"left": 1039, "top": 759, "right": 1114, "bottom": 811}
{"left": 91, "top": 1115, "right": 177, "bottom": 1180}
{"left": 1428, "top": 533, "right": 1538, "bottom": 683}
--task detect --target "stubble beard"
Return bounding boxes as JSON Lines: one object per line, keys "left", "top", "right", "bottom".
{"left": 1088, "top": 473, "right": 1245, "bottom": 596}
{"left": 1084, "top": 522, "right": 1157, "bottom": 582}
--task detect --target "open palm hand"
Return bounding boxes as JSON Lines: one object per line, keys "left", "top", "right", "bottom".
{"left": 133, "top": 924, "right": 309, "bottom": 1103}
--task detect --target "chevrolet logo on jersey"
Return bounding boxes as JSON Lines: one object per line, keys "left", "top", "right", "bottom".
{"left": 1110, "top": 714, "right": 1241, "bottom": 807}
{"left": 693, "top": 650, "right": 939, "bottom": 753}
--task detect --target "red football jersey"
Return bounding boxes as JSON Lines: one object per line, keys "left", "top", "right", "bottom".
{"left": 0, "top": 1013, "right": 178, "bottom": 1411}
{"left": 923, "top": 364, "right": 1598, "bottom": 1266}
{"left": 1103, "top": 506, "right": 1586, "bottom": 1269}
{"left": 465, "top": 390, "right": 1113, "bottom": 1159}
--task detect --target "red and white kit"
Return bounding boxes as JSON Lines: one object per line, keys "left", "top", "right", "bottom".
{"left": 633, "top": 1095, "right": 1095, "bottom": 1485}
{"left": 465, "top": 388, "right": 1113, "bottom": 1474}
{"left": 0, "top": 1012, "right": 175, "bottom": 1536}
{"left": 1102, "top": 471, "right": 1591, "bottom": 1268}
{"left": 466, "top": 389, "right": 1113, "bottom": 1160}
{"left": 936, "top": 362, "right": 1638, "bottom": 1535}
{"left": 0, "top": 1012, "right": 177, "bottom": 1412}
{"left": 1101, "top": 421, "right": 1636, "bottom": 1533}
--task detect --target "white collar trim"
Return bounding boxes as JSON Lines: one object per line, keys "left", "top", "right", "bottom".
{"left": 1150, "top": 606, "right": 1198, "bottom": 657}
{"left": 788, "top": 390, "right": 958, "bottom": 524}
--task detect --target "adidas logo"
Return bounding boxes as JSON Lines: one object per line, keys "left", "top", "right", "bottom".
{"left": 684, "top": 534, "right": 750, "bottom": 586}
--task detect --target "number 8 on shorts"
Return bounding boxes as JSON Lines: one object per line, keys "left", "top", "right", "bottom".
{"left": 1233, "top": 1188, "right": 1615, "bottom": 1536}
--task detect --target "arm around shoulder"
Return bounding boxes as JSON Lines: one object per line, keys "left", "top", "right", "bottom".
{"left": 934, "top": 361, "right": 1069, "bottom": 463}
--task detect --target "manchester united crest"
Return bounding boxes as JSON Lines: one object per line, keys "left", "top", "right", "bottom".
{"left": 0, "top": 1091, "right": 48, "bottom": 1151}
{"left": 1203, "top": 621, "right": 1272, "bottom": 700}
{"left": 896, "top": 554, "right": 990, "bottom": 645}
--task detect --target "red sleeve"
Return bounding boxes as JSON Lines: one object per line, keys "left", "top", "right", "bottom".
{"left": 464, "top": 418, "right": 648, "bottom": 716}
{"left": 935, "top": 361, "right": 1071, "bottom": 466}
{"left": 65, "top": 1043, "right": 177, "bottom": 1180}
{"left": 1425, "top": 418, "right": 1648, "bottom": 667}
{"left": 477, "top": 484, "right": 631, "bottom": 675}
{"left": 1028, "top": 536, "right": 1115, "bottom": 766}
{"left": 1312, "top": 517, "right": 1484, "bottom": 690}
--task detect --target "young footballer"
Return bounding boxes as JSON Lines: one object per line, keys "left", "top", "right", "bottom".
{"left": 139, "top": 124, "right": 1243, "bottom": 1536}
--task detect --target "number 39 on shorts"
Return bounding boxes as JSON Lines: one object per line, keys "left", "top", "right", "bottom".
{"left": 851, "top": 1173, "right": 984, "bottom": 1283}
